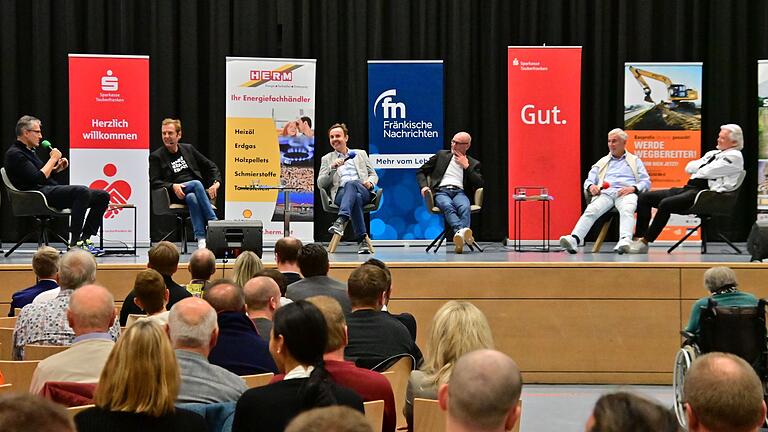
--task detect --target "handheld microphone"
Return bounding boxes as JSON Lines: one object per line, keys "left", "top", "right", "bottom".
{"left": 40, "top": 140, "right": 53, "bottom": 150}
{"left": 601, "top": 181, "right": 610, "bottom": 190}
{"left": 343, "top": 150, "right": 357, "bottom": 162}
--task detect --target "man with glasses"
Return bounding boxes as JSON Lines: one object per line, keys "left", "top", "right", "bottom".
{"left": 4, "top": 115, "right": 110, "bottom": 253}
{"left": 417, "top": 131, "right": 484, "bottom": 254}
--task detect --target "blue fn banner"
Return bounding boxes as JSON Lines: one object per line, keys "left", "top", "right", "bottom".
{"left": 368, "top": 61, "right": 444, "bottom": 240}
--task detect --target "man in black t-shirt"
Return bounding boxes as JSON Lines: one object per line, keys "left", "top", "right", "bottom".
{"left": 149, "top": 118, "right": 221, "bottom": 249}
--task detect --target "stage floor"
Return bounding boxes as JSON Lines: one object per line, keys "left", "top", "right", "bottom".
{"left": 0, "top": 241, "right": 754, "bottom": 265}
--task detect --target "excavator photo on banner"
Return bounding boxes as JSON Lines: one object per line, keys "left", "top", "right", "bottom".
{"left": 626, "top": 65, "right": 701, "bottom": 131}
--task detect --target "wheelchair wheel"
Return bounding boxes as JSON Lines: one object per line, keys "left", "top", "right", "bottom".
{"left": 673, "top": 344, "right": 699, "bottom": 429}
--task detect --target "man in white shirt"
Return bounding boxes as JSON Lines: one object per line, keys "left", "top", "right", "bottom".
{"left": 417, "top": 132, "right": 484, "bottom": 253}
{"left": 29, "top": 284, "right": 116, "bottom": 394}
{"left": 630, "top": 124, "right": 745, "bottom": 253}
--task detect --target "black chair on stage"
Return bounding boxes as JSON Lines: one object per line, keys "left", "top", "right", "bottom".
{"left": 423, "top": 181, "right": 483, "bottom": 253}
{"left": 673, "top": 298, "right": 768, "bottom": 428}
{"left": 667, "top": 170, "right": 747, "bottom": 254}
{"left": 1, "top": 167, "right": 71, "bottom": 257}
{"left": 318, "top": 185, "right": 383, "bottom": 253}
{"left": 151, "top": 187, "right": 216, "bottom": 254}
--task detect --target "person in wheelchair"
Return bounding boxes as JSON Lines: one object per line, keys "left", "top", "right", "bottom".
{"left": 684, "top": 266, "right": 758, "bottom": 335}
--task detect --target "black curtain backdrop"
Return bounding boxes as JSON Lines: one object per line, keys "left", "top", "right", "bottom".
{"left": 0, "top": 0, "right": 764, "bottom": 244}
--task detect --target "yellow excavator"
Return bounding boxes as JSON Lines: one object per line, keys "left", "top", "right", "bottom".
{"left": 629, "top": 66, "right": 698, "bottom": 104}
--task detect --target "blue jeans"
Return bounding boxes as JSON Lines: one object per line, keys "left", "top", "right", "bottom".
{"left": 334, "top": 181, "right": 373, "bottom": 240}
{"left": 434, "top": 187, "right": 470, "bottom": 235}
{"left": 182, "top": 180, "right": 218, "bottom": 239}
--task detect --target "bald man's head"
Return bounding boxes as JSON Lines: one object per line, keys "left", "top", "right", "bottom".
{"left": 441, "top": 349, "right": 522, "bottom": 431}
{"left": 168, "top": 297, "right": 218, "bottom": 350}
{"left": 67, "top": 284, "right": 115, "bottom": 334}
{"left": 203, "top": 279, "right": 245, "bottom": 313}
{"left": 188, "top": 248, "right": 216, "bottom": 280}
{"left": 244, "top": 276, "right": 281, "bottom": 312}
{"left": 685, "top": 352, "right": 766, "bottom": 432}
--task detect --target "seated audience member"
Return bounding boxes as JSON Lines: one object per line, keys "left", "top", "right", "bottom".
{"left": 125, "top": 269, "right": 170, "bottom": 327}
{"left": 364, "top": 257, "right": 417, "bottom": 340}
{"left": 344, "top": 264, "right": 422, "bottom": 369}
{"left": 275, "top": 236, "right": 303, "bottom": 285}
{"left": 244, "top": 276, "right": 281, "bottom": 343}
{"left": 272, "top": 296, "right": 395, "bottom": 431}
{"left": 286, "top": 243, "right": 350, "bottom": 313}
{"left": 29, "top": 285, "right": 116, "bottom": 394}
{"left": 14, "top": 249, "right": 120, "bottom": 360}
{"left": 232, "top": 300, "right": 364, "bottom": 432}
{"left": 232, "top": 250, "right": 264, "bottom": 289}
{"left": 585, "top": 392, "right": 679, "bottom": 432}
{"left": 438, "top": 349, "right": 522, "bottom": 432}
{"left": 684, "top": 266, "right": 758, "bottom": 334}
{"left": 9, "top": 246, "right": 60, "bottom": 316}
{"left": 120, "top": 241, "right": 192, "bottom": 325}
{"left": 168, "top": 297, "right": 248, "bottom": 404}
{"left": 0, "top": 393, "right": 75, "bottom": 432}
{"left": 405, "top": 301, "right": 494, "bottom": 428}
{"left": 286, "top": 406, "right": 373, "bottom": 432}
{"left": 684, "top": 352, "right": 767, "bottom": 432}
{"left": 186, "top": 247, "right": 216, "bottom": 297}
{"left": 74, "top": 320, "right": 207, "bottom": 431}
{"left": 256, "top": 268, "right": 293, "bottom": 306}
{"left": 203, "top": 279, "right": 277, "bottom": 374}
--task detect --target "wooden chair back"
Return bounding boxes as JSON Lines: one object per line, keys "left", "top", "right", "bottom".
{"left": 0, "top": 328, "right": 14, "bottom": 360}
{"left": 0, "top": 383, "right": 12, "bottom": 394}
{"left": 363, "top": 399, "right": 384, "bottom": 432}
{"left": 0, "top": 316, "right": 17, "bottom": 327}
{"left": 66, "top": 404, "right": 95, "bottom": 421}
{"left": 24, "top": 344, "right": 69, "bottom": 360}
{"left": 241, "top": 372, "right": 274, "bottom": 388}
{"left": 413, "top": 398, "right": 523, "bottom": 432}
{"left": 381, "top": 356, "right": 413, "bottom": 430}
{"left": 0, "top": 360, "right": 40, "bottom": 392}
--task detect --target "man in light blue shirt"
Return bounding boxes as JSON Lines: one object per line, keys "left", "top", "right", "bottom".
{"left": 560, "top": 128, "right": 651, "bottom": 254}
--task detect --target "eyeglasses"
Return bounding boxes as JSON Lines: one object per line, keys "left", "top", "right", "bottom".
{"left": 28, "top": 129, "right": 42, "bottom": 134}
{"left": 451, "top": 140, "right": 470, "bottom": 145}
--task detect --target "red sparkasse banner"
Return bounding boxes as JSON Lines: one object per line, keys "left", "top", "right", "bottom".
{"left": 507, "top": 47, "right": 582, "bottom": 241}
{"left": 69, "top": 55, "right": 149, "bottom": 150}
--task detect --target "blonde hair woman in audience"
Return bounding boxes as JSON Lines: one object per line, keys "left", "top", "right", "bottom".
{"left": 404, "top": 301, "right": 494, "bottom": 429}
{"left": 232, "top": 250, "right": 264, "bottom": 289}
{"left": 74, "top": 320, "right": 207, "bottom": 432}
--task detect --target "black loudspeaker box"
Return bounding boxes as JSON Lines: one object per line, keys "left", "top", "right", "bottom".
{"left": 747, "top": 221, "right": 768, "bottom": 262}
{"left": 206, "top": 220, "right": 263, "bottom": 259}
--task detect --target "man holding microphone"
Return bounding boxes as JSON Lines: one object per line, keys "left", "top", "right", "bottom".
{"left": 5, "top": 115, "right": 110, "bottom": 253}
{"left": 559, "top": 128, "right": 651, "bottom": 254}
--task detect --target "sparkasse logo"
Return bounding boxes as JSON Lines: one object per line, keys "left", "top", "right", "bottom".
{"left": 101, "top": 70, "right": 118, "bottom": 91}
{"left": 373, "top": 89, "right": 406, "bottom": 119}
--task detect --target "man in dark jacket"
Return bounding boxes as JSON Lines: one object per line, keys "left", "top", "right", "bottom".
{"left": 203, "top": 279, "right": 278, "bottom": 375}
{"left": 416, "top": 131, "right": 483, "bottom": 254}
{"left": 149, "top": 118, "right": 221, "bottom": 249}
{"left": 5, "top": 115, "right": 110, "bottom": 252}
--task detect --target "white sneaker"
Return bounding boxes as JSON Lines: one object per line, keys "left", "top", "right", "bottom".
{"left": 453, "top": 230, "right": 464, "bottom": 254}
{"left": 613, "top": 238, "right": 632, "bottom": 254}
{"left": 559, "top": 235, "right": 578, "bottom": 254}
{"left": 629, "top": 240, "right": 649, "bottom": 254}
{"left": 462, "top": 227, "right": 474, "bottom": 246}
{"left": 197, "top": 238, "right": 207, "bottom": 250}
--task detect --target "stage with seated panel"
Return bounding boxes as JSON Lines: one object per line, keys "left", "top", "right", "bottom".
{"left": 0, "top": 241, "right": 765, "bottom": 385}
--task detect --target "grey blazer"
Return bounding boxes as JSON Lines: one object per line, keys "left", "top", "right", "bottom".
{"left": 317, "top": 149, "right": 378, "bottom": 201}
